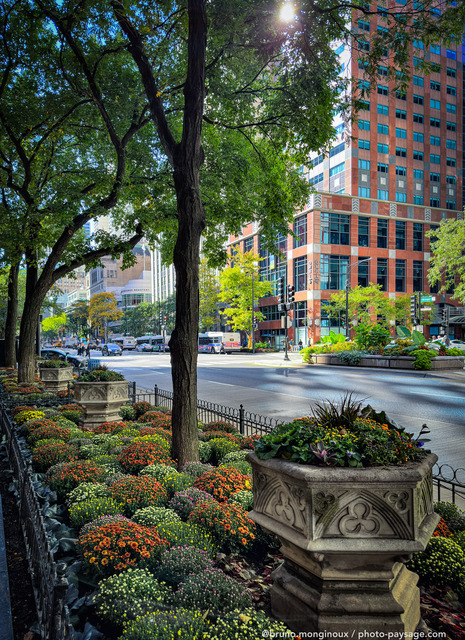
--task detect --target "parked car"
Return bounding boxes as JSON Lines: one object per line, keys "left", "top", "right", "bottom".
{"left": 135, "top": 343, "right": 154, "bottom": 352}
{"left": 449, "top": 339, "right": 465, "bottom": 351}
{"left": 101, "top": 343, "right": 123, "bottom": 356}
{"left": 40, "top": 348, "right": 88, "bottom": 370}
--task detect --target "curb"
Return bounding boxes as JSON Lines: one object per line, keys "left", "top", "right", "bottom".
{"left": 0, "top": 495, "right": 14, "bottom": 640}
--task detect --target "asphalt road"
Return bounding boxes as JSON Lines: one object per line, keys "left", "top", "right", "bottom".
{"left": 86, "top": 349, "right": 465, "bottom": 471}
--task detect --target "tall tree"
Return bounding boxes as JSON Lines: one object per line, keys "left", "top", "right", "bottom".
{"left": 66, "top": 301, "right": 90, "bottom": 338}
{"left": 199, "top": 258, "right": 220, "bottom": 331}
{"left": 219, "top": 251, "right": 273, "bottom": 339}
{"left": 427, "top": 220, "right": 465, "bottom": 303}
{"left": 41, "top": 313, "right": 67, "bottom": 341}
{"left": 89, "top": 293, "right": 122, "bottom": 343}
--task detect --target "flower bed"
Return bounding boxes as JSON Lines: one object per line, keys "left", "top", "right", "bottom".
{"left": 1, "top": 370, "right": 464, "bottom": 639}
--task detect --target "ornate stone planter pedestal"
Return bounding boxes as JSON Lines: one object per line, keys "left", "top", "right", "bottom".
{"left": 74, "top": 381, "right": 128, "bottom": 429}
{"left": 247, "top": 452, "right": 439, "bottom": 635}
{"left": 38, "top": 367, "right": 73, "bottom": 393}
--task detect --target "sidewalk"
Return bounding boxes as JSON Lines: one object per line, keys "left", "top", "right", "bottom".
{"left": 0, "top": 495, "right": 14, "bottom": 640}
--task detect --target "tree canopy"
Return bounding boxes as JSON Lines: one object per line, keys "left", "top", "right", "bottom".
{"left": 89, "top": 293, "right": 122, "bottom": 342}
{"left": 427, "top": 220, "right": 465, "bottom": 303}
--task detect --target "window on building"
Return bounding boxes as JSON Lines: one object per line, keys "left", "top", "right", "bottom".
{"left": 446, "top": 157, "right": 456, "bottom": 167}
{"left": 413, "top": 195, "right": 424, "bottom": 205}
{"left": 358, "top": 186, "right": 371, "bottom": 198}
{"left": 430, "top": 44, "right": 441, "bottom": 54}
{"left": 413, "top": 74, "right": 424, "bottom": 85}
{"left": 330, "top": 142, "right": 345, "bottom": 157}
{"left": 396, "top": 147, "right": 407, "bottom": 157}
{"left": 395, "top": 221, "right": 406, "bottom": 249}
{"left": 378, "top": 123, "right": 389, "bottom": 135}
{"left": 430, "top": 117, "right": 440, "bottom": 128}
{"left": 377, "top": 219, "right": 388, "bottom": 248}
{"left": 446, "top": 175, "right": 456, "bottom": 185}
{"left": 358, "top": 19, "right": 370, "bottom": 31}
{"left": 321, "top": 212, "right": 350, "bottom": 245}
{"left": 413, "top": 170, "right": 424, "bottom": 180}
{"left": 359, "top": 100, "right": 370, "bottom": 111}
{"left": 294, "top": 256, "right": 308, "bottom": 291}
{"left": 377, "top": 104, "right": 389, "bottom": 115}
{"left": 413, "top": 222, "right": 423, "bottom": 251}
{"left": 329, "top": 162, "right": 345, "bottom": 177}
{"left": 447, "top": 67, "right": 456, "bottom": 77}
{"left": 430, "top": 198, "right": 440, "bottom": 207}
{"left": 447, "top": 139, "right": 457, "bottom": 149}
{"left": 396, "top": 91, "right": 407, "bottom": 100}
{"left": 377, "top": 163, "right": 388, "bottom": 173}
{"left": 358, "top": 159, "right": 370, "bottom": 170}
{"left": 358, "top": 217, "right": 369, "bottom": 247}
{"left": 413, "top": 261, "right": 423, "bottom": 292}
{"left": 358, "top": 40, "right": 370, "bottom": 52}
{"left": 358, "top": 119, "right": 370, "bottom": 130}
{"left": 395, "top": 166, "right": 407, "bottom": 176}
{"left": 430, "top": 80, "right": 440, "bottom": 90}
{"left": 446, "top": 121, "right": 457, "bottom": 132}
{"left": 396, "top": 192, "right": 407, "bottom": 203}
{"left": 447, "top": 85, "right": 457, "bottom": 95}
{"left": 413, "top": 132, "right": 424, "bottom": 142}
{"left": 378, "top": 143, "right": 389, "bottom": 154}
{"left": 244, "top": 236, "right": 254, "bottom": 253}
{"left": 335, "top": 43, "right": 345, "bottom": 55}
{"left": 446, "top": 200, "right": 456, "bottom": 210}
{"left": 378, "top": 65, "right": 388, "bottom": 76}
{"left": 358, "top": 139, "right": 370, "bottom": 150}
{"left": 413, "top": 113, "right": 424, "bottom": 124}
{"left": 377, "top": 84, "right": 388, "bottom": 96}
{"left": 377, "top": 258, "right": 388, "bottom": 290}
{"left": 430, "top": 99, "right": 440, "bottom": 109}
{"left": 430, "top": 172, "right": 440, "bottom": 182}
{"left": 395, "top": 259, "right": 406, "bottom": 292}
{"left": 446, "top": 49, "right": 456, "bottom": 60}
{"left": 413, "top": 56, "right": 422, "bottom": 67}
{"left": 447, "top": 103, "right": 457, "bottom": 113}
{"left": 395, "top": 109, "right": 407, "bottom": 120}
{"left": 413, "top": 94, "right": 424, "bottom": 105}
{"left": 294, "top": 215, "right": 307, "bottom": 248}
{"left": 356, "top": 260, "right": 369, "bottom": 288}
{"left": 396, "top": 127, "right": 407, "bottom": 138}
{"left": 430, "top": 136, "right": 440, "bottom": 146}
{"left": 309, "top": 172, "right": 324, "bottom": 185}
{"left": 321, "top": 255, "right": 350, "bottom": 290}
{"left": 377, "top": 189, "right": 389, "bottom": 200}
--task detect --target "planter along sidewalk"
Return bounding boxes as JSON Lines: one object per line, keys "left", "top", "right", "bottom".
{"left": 248, "top": 452, "right": 439, "bottom": 635}
{"left": 74, "top": 380, "right": 129, "bottom": 429}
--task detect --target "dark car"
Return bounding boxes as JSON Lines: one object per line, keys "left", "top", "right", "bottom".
{"left": 101, "top": 343, "right": 123, "bottom": 356}
{"left": 40, "top": 348, "right": 88, "bottom": 370}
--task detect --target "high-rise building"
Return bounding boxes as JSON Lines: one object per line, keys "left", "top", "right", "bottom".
{"left": 228, "top": 19, "right": 463, "bottom": 347}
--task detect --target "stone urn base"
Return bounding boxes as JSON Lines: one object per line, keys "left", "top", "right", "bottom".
{"left": 39, "top": 367, "right": 73, "bottom": 393}
{"left": 247, "top": 452, "right": 439, "bottom": 635}
{"left": 74, "top": 380, "right": 128, "bottom": 429}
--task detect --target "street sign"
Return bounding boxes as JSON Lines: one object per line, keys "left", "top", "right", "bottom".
{"left": 420, "top": 295, "right": 435, "bottom": 303}
{"left": 420, "top": 307, "right": 431, "bottom": 312}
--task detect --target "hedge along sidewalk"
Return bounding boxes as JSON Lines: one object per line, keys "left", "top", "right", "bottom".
{"left": 0, "top": 494, "right": 14, "bottom": 640}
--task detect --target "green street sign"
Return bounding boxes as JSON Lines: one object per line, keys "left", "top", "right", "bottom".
{"left": 420, "top": 295, "right": 435, "bottom": 303}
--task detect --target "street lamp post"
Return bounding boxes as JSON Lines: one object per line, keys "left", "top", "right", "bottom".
{"left": 345, "top": 257, "right": 373, "bottom": 339}
{"left": 251, "top": 271, "right": 255, "bottom": 355}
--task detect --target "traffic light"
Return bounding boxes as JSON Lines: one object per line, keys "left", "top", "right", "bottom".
{"left": 287, "top": 284, "right": 295, "bottom": 304}
{"left": 253, "top": 315, "right": 258, "bottom": 330}
{"left": 410, "top": 294, "right": 419, "bottom": 323}
{"left": 442, "top": 307, "right": 449, "bottom": 324}
{"left": 164, "top": 316, "right": 168, "bottom": 323}
{"left": 277, "top": 276, "right": 285, "bottom": 304}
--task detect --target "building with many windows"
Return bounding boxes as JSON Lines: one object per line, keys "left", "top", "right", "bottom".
{"left": 229, "top": 15, "right": 463, "bottom": 347}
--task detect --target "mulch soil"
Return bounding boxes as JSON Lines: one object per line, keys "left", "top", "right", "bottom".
{"left": 1, "top": 449, "right": 465, "bottom": 640}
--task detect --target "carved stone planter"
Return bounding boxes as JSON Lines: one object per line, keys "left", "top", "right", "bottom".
{"left": 247, "top": 452, "right": 439, "bottom": 635}
{"left": 74, "top": 381, "right": 128, "bottom": 429}
{"left": 38, "top": 366, "right": 73, "bottom": 393}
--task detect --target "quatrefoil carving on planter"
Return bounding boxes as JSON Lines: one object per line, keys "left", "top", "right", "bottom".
{"left": 339, "top": 500, "right": 381, "bottom": 536}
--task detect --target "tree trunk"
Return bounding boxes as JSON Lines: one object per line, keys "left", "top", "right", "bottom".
{"left": 4, "top": 263, "right": 20, "bottom": 368}
{"left": 169, "top": 0, "right": 206, "bottom": 469}
{"left": 17, "top": 255, "right": 45, "bottom": 383}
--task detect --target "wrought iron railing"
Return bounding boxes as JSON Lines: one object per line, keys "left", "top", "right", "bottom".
{"left": 433, "top": 463, "right": 465, "bottom": 507}
{"left": 0, "top": 407, "right": 74, "bottom": 640}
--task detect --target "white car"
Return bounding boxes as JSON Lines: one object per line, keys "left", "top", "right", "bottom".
{"left": 449, "top": 339, "right": 465, "bottom": 351}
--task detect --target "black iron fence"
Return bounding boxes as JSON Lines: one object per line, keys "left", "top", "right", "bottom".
{"left": 0, "top": 407, "right": 74, "bottom": 640}
{"left": 433, "top": 463, "right": 465, "bottom": 507}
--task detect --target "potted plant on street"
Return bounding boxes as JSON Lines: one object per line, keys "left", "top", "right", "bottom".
{"left": 38, "top": 359, "right": 74, "bottom": 393}
{"left": 248, "top": 395, "right": 438, "bottom": 636}
{"left": 74, "top": 366, "right": 128, "bottom": 429}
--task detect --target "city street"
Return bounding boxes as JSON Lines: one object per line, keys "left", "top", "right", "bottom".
{"left": 85, "top": 349, "right": 465, "bottom": 471}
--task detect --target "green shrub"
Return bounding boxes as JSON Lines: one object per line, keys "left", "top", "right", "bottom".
{"left": 408, "top": 536, "right": 465, "bottom": 592}
{"left": 59, "top": 409, "right": 82, "bottom": 425}
{"left": 154, "top": 522, "right": 217, "bottom": 557}
{"left": 69, "top": 496, "right": 123, "bottom": 528}
{"left": 66, "top": 482, "right": 108, "bottom": 506}
{"left": 337, "top": 350, "right": 367, "bottom": 366}
{"left": 452, "top": 531, "right": 465, "bottom": 552}
{"left": 229, "top": 490, "right": 253, "bottom": 511}
{"left": 181, "top": 462, "right": 214, "bottom": 478}
{"left": 119, "top": 608, "right": 207, "bottom": 640}
{"left": 80, "top": 369, "right": 125, "bottom": 381}
{"left": 412, "top": 348, "right": 437, "bottom": 370}
{"left": 140, "top": 463, "right": 178, "bottom": 481}
{"left": 133, "top": 506, "right": 181, "bottom": 527}
{"left": 153, "top": 545, "right": 214, "bottom": 585}
{"left": 221, "top": 450, "right": 252, "bottom": 464}
{"left": 208, "top": 437, "right": 241, "bottom": 464}
{"left": 168, "top": 487, "right": 215, "bottom": 521}
{"left": 160, "top": 472, "right": 194, "bottom": 498}
{"left": 434, "top": 501, "right": 465, "bottom": 522}
{"left": 173, "top": 568, "right": 251, "bottom": 612}
{"left": 207, "top": 608, "right": 291, "bottom": 640}
{"left": 96, "top": 568, "right": 171, "bottom": 627}
{"left": 219, "top": 460, "right": 252, "bottom": 475}
{"left": 198, "top": 440, "right": 211, "bottom": 463}
{"left": 119, "top": 404, "right": 137, "bottom": 421}
{"left": 79, "top": 444, "right": 106, "bottom": 459}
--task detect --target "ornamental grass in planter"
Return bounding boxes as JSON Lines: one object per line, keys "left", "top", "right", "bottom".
{"left": 249, "top": 394, "right": 439, "bottom": 636}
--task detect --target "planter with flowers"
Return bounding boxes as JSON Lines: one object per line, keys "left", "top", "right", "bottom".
{"left": 248, "top": 396, "right": 439, "bottom": 636}
{"left": 38, "top": 359, "right": 73, "bottom": 392}
{"left": 74, "top": 367, "right": 128, "bottom": 429}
